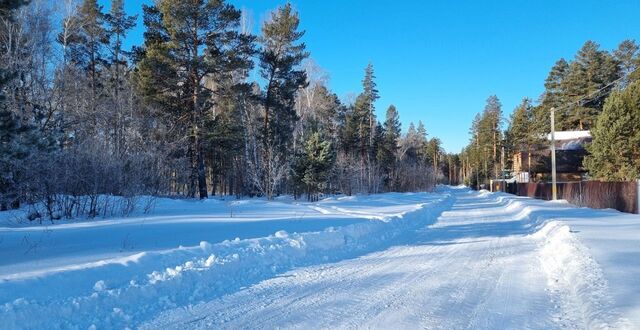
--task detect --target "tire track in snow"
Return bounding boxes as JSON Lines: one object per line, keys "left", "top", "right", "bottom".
{"left": 144, "top": 189, "right": 567, "bottom": 329}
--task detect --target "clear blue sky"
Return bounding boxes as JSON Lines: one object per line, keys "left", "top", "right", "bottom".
{"left": 104, "top": 0, "right": 640, "bottom": 152}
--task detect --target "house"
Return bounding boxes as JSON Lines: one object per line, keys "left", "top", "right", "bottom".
{"left": 512, "top": 151, "right": 532, "bottom": 183}
{"left": 511, "top": 130, "right": 591, "bottom": 183}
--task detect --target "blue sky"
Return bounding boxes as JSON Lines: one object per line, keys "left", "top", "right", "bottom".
{"left": 105, "top": 0, "right": 640, "bottom": 152}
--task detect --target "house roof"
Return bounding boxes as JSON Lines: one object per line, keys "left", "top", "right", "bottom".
{"left": 546, "top": 130, "right": 591, "bottom": 141}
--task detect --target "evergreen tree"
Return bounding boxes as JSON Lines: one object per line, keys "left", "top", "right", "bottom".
{"left": 0, "top": 0, "right": 28, "bottom": 210}
{"left": 506, "top": 98, "right": 537, "bottom": 174}
{"left": 0, "top": 0, "right": 27, "bottom": 101}
{"left": 292, "top": 132, "right": 335, "bottom": 201}
{"left": 362, "top": 63, "right": 379, "bottom": 147}
{"left": 416, "top": 120, "right": 428, "bottom": 160}
{"left": 338, "top": 102, "right": 360, "bottom": 156}
{"left": 584, "top": 80, "right": 640, "bottom": 181}
{"left": 403, "top": 122, "right": 418, "bottom": 161}
{"left": 135, "top": 0, "right": 254, "bottom": 198}
{"left": 463, "top": 96, "right": 503, "bottom": 186}
{"left": 378, "top": 105, "right": 401, "bottom": 188}
{"left": 563, "top": 41, "right": 620, "bottom": 130}
{"left": 508, "top": 98, "right": 530, "bottom": 151}
{"left": 259, "top": 3, "right": 308, "bottom": 198}
{"left": 614, "top": 39, "right": 639, "bottom": 86}
{"left": 105, "top": 0, "right": 137, "bottom": 156}
{"left": 67, "top": 0, "right": 109, "bottom": 126}
{"left": 353, "top": 92, "right": 371, "bottom": 157}
{"left": 425, "top": 138, "right": 442, "bottom": 175}
{"left": 372, "top": 121, "right": 385, "bottom": 164}
{"left": 483, "top": 95, "right": 503, "bottom": 178}
{"left": 105, "top": 0, "right": 136, "bottom": 69}
{"left": 541, "top": 58, "right": 569, "bottom": 129}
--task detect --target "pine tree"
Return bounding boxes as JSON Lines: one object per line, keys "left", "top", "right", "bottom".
{"left": 403, "top": 122, "right": 418, "bottom": 161}
{"left": 352, "top": 93, "right": 372, "bottom": 190}
{"left": 507, "top": 98, "right": 537, "bottom": 173}
{"left": 467, "top": 113, "right": 483, "bottom": 188}
{"left": 259, "top": 3, "right": 308, "bottom": 198}
{"left": 362, "top": 63, "right": 379, "bottom": 148}
{"left": 346, "top": 65, "right": 381, "bottom": 192}
{"left": 541, "top": 58, "right": 569, "bottom": 129}
{"left": 338, "top": 103, "right": 359, "bottom": 156}
{"left": 372, "top": 121, "right": 385, "bottom": 165}
{"left": 67, "top": 0, "right": 109, "bottom": 127}
{"left": 614, "top": 39, "right": 639, "bottom": 86}
{"left": 416, "top": 120, "right": 428, "bottom": 161}
{"left": 105, "top": 0, "right": 136, "bottom": 69}
{"left": 563, "top": 41, "right": 621, "bottom": 130}
{"left": 377, "top": 105, "right": 401, "bottom": 188}
{"left": 135, "top": 0, "right": 254, "bottom": 198}
{"left": 353, "top": 93, "right": 370, "bottom": 155}
{"left": 105, "top": 0, "right": 137, "bottom": 156}
{"left": 483, "top": 95, "right": 503, "bottom": 178}
{"left": 425, "top": 138, "right": 442, "bottom": 175}
{"left": 508, "top": 99, "right": 530, "bottom": 150}
{"left": 584, "top": 80, "right": 640, "bottom": 181}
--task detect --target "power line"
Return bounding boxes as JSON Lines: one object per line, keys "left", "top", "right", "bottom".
{"left": 552, "top": 67, "right": 638, "bottom": 113}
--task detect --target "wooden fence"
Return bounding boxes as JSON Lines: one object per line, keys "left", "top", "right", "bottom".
{"left": 498, "top": 181, "right": 639, "bottom": 214}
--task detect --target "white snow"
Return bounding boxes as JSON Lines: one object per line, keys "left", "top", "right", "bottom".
{"left": 1, "top": 187, "right": 639, "bottom": 329}
{"left": 0, "top": 192, "right": 451, "bottom": 329}
{"left": 547, "top": 130, "right": 592, "bottom": 141}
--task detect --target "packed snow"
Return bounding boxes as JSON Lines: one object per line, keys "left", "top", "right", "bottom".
{"left": 1, "top": 187, "right": 639, "bottom": 329}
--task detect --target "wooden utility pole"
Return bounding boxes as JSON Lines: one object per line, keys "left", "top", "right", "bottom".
{"left": 501, "top": 146, "right": 505, "bottom": 192}
{"left": 550, "top": 107, "right": 557, "bottom": 200}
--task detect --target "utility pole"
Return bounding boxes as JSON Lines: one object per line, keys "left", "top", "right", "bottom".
{"left": 550, "top": 107, "right": 557, "bottom": 200}
{"left": 501, "top": 146, "right": 505, "bottom": 192}
{"left": 475, "top": 132, "right": 480, "bottom": 190}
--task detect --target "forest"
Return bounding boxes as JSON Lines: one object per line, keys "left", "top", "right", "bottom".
{"left": 0, "top": 0, "right": 449, "bottom": 218}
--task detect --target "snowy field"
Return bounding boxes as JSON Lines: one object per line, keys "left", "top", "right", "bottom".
{"left": 1, "top": 187, "right": 640, "bottom": 329}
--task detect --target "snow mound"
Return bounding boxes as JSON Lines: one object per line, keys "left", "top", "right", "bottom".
{"left": 533, "top": 222, "right": 630, "bottom": 328}
{"left": 0, "top": 192, "right": 452, "bottom": 329}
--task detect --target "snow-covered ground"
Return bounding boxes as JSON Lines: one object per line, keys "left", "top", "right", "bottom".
{"left": 1, "top": 187, "right": 639, "bottom": 329}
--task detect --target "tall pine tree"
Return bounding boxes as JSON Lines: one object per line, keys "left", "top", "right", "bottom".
{"left": 258, "top": 3, "right": 308, "bottom": 198}
{"left": 378, "top": 104, "right": 401, "bottom": 188}
{"left": 563, "top": 41, "right": 620, "bottom": 130}
{"left": 614, "top": 39, "right": 639, "bottom": 86}
{"left": 135, "top": 0, "right": 253, "bottom": 198}
{"left": 67, "top": 0, "right": 109, "bottom": 135}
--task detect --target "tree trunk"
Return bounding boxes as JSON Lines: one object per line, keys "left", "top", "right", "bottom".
{"left": 191, "top": 26, "right": 207, "bottom": 199}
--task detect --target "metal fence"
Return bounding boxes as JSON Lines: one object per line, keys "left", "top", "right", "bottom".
{"left": 505, "top": 181, "right": 639, "bottom": 214}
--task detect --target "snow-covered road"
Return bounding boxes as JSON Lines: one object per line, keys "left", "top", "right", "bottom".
{"left": 145, "top": 188, "right": 637, "bottom": 329}
{"left": 2, "top": 187, "right": 639, "bottom": 329}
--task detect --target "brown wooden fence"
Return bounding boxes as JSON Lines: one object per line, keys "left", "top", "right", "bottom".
{"left": 509, "top": 181, "right": 638, "bottom": 214}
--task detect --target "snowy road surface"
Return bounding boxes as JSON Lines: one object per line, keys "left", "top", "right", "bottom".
{"left": 145, "top": 188, "right": 638, "bottom": 329}
{"left": 146, "top": 193, "right": 558, "bottom": 329}
{"left": 2, "top": 187, "right": 639, "bottom": 329}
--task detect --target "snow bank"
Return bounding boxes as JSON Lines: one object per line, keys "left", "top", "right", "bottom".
{"left": 439, "top": 188, "right": 636, "bottom": 328}
{"left": 532, "top": 222, "right": 630, "bottom": 328}
{"left": 0, "top": 192, "right": 452, "bottom": 329}
{"left": 475, "top": 190, "right": 637, "bottom": 328}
